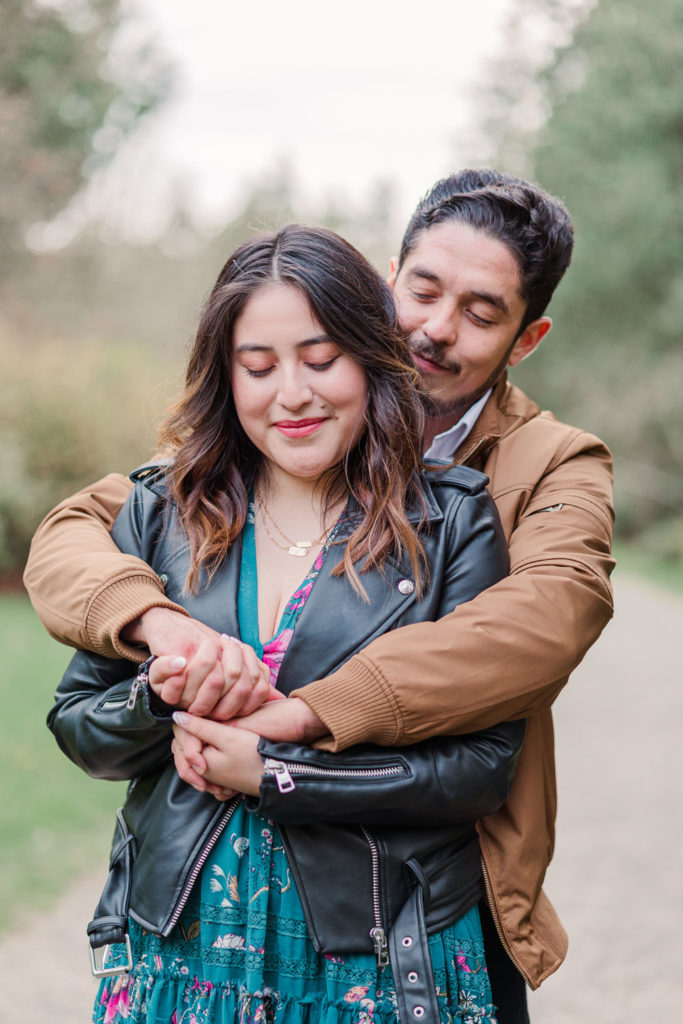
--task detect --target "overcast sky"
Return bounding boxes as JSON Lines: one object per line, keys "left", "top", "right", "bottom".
{"left": 63, "top": 0, "right": 517, "bottom": 243}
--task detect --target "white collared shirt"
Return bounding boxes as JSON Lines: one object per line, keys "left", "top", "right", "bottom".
{"left": 424, "top": 388, "right": 492, "bottom": 462}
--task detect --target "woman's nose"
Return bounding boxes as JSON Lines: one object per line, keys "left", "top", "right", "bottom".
{"left": 276, "top": 370, "right": 314, "bottom": 409}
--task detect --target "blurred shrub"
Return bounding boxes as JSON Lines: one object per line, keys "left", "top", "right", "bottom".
{"left": 0, "top": 336, "right": 181, "bottom": 575}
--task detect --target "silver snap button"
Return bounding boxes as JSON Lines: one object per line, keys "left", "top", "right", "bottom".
{"left": 398, "top": 579, "right": 414, "bottom": 595}
{"left": 159, "top": 573, "right": 168, "bottom": 586}
{"left": 401, "top": 936, "right": 413, "bottom": 948}
{"left": 413, "top": 1007, "right": 425, "bottom": 1018}
{"left": 408, "top": 972, "right": 418, "bottom": 983}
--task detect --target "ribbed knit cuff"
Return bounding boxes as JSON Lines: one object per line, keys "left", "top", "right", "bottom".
{"left": 84, "top": 573, "right": 189, "bottom": 661}
{"left": 293, "top": 655, "right": 404, "bottom": 751}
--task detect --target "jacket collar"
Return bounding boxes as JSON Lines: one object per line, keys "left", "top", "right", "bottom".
{"left": 451, "top": 375, "right": 542, "bottom": 468}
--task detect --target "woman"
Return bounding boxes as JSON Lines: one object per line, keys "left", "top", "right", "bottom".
{"left": 48, "top": 226, "right": 522, "bottom": 1024}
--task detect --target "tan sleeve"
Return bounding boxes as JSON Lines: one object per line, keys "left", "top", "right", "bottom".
{"left": 23, "top": 473, "right": 188, "bottom": 661}
{"left": 294, "top": 434, "right": 615, "bottom": 750}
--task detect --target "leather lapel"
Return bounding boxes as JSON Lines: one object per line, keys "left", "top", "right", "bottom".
{"left": 275, "top": 530, "right": 421, "bottom": 695}
{"left": 165, "top": 538, "right": 242, "bottom": 639}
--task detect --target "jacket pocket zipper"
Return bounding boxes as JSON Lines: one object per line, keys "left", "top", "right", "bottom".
{"left": 99, "top": 697, "right": 131, "bottom": 712}
{"left": 263, "top": 758, "right": 405, "bottom": 794}
{"left": 360, "top": 826, "right": 389, "bottom": 968}
{"left": 163, "top": 798, "right": 239, "bottom": 936}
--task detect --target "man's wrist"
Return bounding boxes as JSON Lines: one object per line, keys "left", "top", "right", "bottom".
{"left": 120, "top": 613, "right": 147, "bottom": 645}
{"left": 120, "top": 605, "right": 182, "bottom": 647}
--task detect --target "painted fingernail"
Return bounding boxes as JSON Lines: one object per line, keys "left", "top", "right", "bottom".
{"left": 172, "top": 711, "right": 189, "bottom": 725}
{"left": 170, "top": 656, "right": 187, "bottom": 670}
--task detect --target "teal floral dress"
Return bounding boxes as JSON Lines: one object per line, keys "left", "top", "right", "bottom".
{"left": 95, "top": 509, "right": 498, "bottom": 1024}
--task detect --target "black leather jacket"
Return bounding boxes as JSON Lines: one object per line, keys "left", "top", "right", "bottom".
{"left": 48, "top": 463, "right": 524, "bottom": 1019}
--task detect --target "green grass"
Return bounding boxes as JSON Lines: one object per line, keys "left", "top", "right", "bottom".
{"left": 0, "top": 594, "right": 125, "bottom": 934}
{"left": 614, "top": 542, "right": 683, "bottom": 595}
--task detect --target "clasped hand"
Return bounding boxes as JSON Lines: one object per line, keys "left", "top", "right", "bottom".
{"left": 136, "top": 608, "right": 280, "bottom": 795}
{"left": 171, "top": 712, "right": 264, "bottom": 801}
{"left": 131, "top": 607, "right": 327, "bottom": 798}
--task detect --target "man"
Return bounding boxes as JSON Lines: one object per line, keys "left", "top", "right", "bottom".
{"left": 25, "top": 169, "right": 615, "bottom": 1022}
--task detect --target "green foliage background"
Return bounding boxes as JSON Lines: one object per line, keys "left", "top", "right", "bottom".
{"left": 488, "top": 0, "right": 683, "bottom": 558}
{"left": 2, "top": 0, "right": 682, "bottom": 576}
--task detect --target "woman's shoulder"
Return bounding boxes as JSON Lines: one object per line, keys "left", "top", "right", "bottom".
{"left": 128, "top": 457, "right": 174, "bottom": 496}
{"left": 111, "top": 458, "right": 177, "bottom": 557}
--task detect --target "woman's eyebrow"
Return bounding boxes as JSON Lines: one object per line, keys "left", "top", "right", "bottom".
{"left": 234, "top": 335, "right": 331, "bottom": 354}
{"left": 297, "top": 335, "right": 332, "bottom": 350}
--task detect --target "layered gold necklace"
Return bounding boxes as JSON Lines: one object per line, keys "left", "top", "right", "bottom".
{"left": 255, "top": 495, "right": 330, "bottom": 558}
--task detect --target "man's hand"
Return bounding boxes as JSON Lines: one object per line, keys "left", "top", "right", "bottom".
{"left": 229, "top": 697, "right": 328, "bottom": 744}
{"left": 172, "top": 713, "right": 263, "bottom": 798}
{"left": 129, "top": 608, "right": 272, "bottom": 718}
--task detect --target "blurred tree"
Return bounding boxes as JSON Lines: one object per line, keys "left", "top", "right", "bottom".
{"left": 484, "top": 0, "right": 683, "bottom": 543}
{"left": 0, "top": 0, "right": 168, "bottom": 274}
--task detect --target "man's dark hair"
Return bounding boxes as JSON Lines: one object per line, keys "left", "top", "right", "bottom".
{"left": 398, "top": 168, "right": 574, "bottom": 332}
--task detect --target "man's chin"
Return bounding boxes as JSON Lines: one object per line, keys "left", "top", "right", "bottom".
{"left": 419, "top": 389, "right": 470, "bottom": 421}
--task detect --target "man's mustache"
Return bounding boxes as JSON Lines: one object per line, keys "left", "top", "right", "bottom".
{"left": 410, "top": 336, "right": 461, "bottom": 376}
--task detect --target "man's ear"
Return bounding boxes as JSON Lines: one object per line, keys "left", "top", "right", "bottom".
{"left": 507, "top": 317, "right": 552, "bottom": 367}
{"left": 387, "top": 257, "right": 399, "bottom": 289}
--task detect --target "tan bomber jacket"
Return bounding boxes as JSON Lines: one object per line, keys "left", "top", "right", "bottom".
{"left": 24, "top": 378, "right": 615, "bottom": 989}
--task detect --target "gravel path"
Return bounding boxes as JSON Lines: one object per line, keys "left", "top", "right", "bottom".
{"left": 3, "top": 573, "right": 681, "bottom": 1021}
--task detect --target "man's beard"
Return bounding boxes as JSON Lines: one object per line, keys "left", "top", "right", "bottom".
{"left": 410, "top": 334, "right": 515, "bottom": 421}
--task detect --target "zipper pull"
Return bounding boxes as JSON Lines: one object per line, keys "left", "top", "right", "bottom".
{"left": 264, "top": 758, "right": 296, "bottom": 793}
{"left": 126, "top": 675, "right": 142, "bottom": 710}
{"left": 370, "top": 926, "right": 389, "bottom": 968}
{"left": 127, "top": 655, "right": 157, "bottom": 710}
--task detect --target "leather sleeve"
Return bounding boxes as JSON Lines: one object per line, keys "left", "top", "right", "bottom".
{"left": 297, "top": 432, "right": 614, "bottom": 748}
{"left": 46, "top": 484, "right": 176, "bottom": 781}
{"left": 47, "top": 650, "right": 172, "bottom": 781}
{"left": 251, "top": 721, "right": 525, "bottom": 827}
{"left": 23, "top": 472, "right": 186, "bottom": 661}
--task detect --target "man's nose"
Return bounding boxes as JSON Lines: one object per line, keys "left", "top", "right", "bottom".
{"left": 422, "top": 304, "right": 458, "bottom": 347}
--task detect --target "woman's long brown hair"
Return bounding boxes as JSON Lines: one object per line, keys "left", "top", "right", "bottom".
{"left": 157, "top": 225, "right": 428, "bottom": 598}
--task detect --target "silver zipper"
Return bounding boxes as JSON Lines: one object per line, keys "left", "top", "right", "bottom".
{"left": 360, "top": 826, "right": 389, "bottom": 968}
{"left": 127, "top": 657, "right": 156, "bottom": 711}
{"left": 100, "top": 698, "right": 130, "bottom": 712}
{"left": 126, "top": 676, "right": 142, "bottom": 710}
{"left": 263, "top": 758, "right": 405, "bottom": 794}
{"left": 163, "top": 798, "right": 239, "bottom": 936}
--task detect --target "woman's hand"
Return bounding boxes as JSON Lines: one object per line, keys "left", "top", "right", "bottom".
{"left": 142, "top": 611, "right": 273, "bottom": 718}
{"left": 172, "top": 712, "right": 264, "bottom": 799}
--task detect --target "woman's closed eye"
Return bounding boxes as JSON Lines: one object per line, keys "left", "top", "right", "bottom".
{"left": 306, "top": 356, "right": 340, "bottom": 372}
{"left": 242, "top": 365, "right": 275, "bottom": 378}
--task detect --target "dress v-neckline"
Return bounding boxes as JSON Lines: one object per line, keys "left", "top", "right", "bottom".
{"left": 237, "top": 503, "right": 345, "bottom": 658}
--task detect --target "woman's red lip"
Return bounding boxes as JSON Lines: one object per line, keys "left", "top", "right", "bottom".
{"left": 274, "top": 418, "right": 326, "bottom": 437}
{"left": 275, "top": 419, "right": 325, "bottom": 427}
